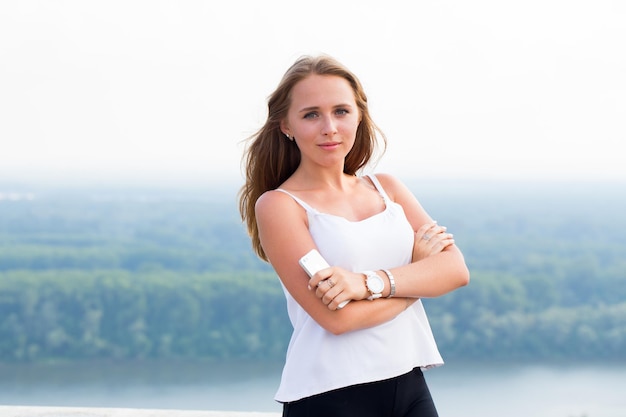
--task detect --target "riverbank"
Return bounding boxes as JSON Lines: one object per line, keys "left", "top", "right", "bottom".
{"left": 2, "top": 361, "right": 625, "bottom": 417}
{"left": 0, "top": 406, "right": 280, "bottom": 417}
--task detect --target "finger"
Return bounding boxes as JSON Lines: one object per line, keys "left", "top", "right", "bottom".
{"left": 429, "top": 225, "right": 447, "bottom": 237}
{"left": 315, "top": 280, "right": 329, "bottom": 298}
{"left": 326, "top": 291, "right": 349, "bottom": 310}
{"left": 321, "top": 286, "right": 340, "bottom": 306}
{"left": 416, "top": 222, "right": 434, "bottom": 234}
{"left": 322, "top": 291, "right": 334, "bottom": 306}
{"left": 433, "top": 236, "right": 455, "bottom": 252}
{"left": 321, "top": 277, "right": 347, "bottom": 305}
{"left": 426, "top": 226, "right": 450, "bottom": 243}
{"left": 315, "top": 277, "right": 337, "bottom": 299}
{"left": 441, "top": 236, "right": 455, "bottom": 249}
{"left": 308, "top": 268, "right": 332, "bottom": 289}
{"left": 415, "top": 222, "right": 435, "bottom": 237}
{"left": 429, "top": 231, "right": 451, "bottom": 244}
{"left": 416, "top": 221, "right": 440, "bottom": 242}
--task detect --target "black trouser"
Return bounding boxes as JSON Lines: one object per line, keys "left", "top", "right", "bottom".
{"left": 282, "top": 367, "right": 439, "bottom": 417}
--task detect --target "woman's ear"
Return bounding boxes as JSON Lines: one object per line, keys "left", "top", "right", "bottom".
{"left": 280, "top": 119, "right": 290, "bottom": 137}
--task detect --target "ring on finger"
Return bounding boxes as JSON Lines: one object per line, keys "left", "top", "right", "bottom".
{"left": 423, "top": 234, "right": 431, "bottom": 241}
{"left": 327, "top": 279, "right": 335, "bottom": 288}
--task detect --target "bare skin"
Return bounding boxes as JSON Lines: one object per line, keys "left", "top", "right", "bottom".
{"left": 255, "top": 74, "right": 469, "bottom": 335}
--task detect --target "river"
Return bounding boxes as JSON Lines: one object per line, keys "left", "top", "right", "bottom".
{"left": 0, "top": 359, "right": 624, "bottom": 417}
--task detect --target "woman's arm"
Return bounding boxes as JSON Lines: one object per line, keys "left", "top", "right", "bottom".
{"left": 255, "top": 190, "right": 414, "bottom": 335}
{"left": 313, "top": 174, "right": 469, "bottom": 302}
{"left": 376, "top": 173, "right": 470, "bottom": 298}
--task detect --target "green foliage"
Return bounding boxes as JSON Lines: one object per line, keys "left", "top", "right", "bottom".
{"left": 0, "top": 180, "right": 625, "bottom": 363}
{"left": 0, "top": 270, "right": 290, "bottom": 361}
{"left": 417, "top": 180, "right": 626, "bottom": 360}
{"left": 0, "top": 189, "right": 267, "bottom": 272}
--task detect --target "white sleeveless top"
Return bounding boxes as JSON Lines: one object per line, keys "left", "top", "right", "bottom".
{"left": 273, "top": 174, "right": 443, "bottom": 403}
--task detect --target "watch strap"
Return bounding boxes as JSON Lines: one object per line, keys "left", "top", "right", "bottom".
{"left": 383, "top": 269, "right": 395, "bottom": 298}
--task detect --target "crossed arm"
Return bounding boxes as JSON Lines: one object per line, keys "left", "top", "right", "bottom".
{"left": 255, "top": 174, "right": 469, "bottom": 335}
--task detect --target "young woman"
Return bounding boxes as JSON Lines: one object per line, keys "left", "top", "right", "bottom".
{"left": 239, "top": 55, "right": 470, "bottom": 417}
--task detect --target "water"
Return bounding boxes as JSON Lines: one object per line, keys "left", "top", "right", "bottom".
{"left": 428, "top": 361, "right": 626, "bottom": 417}
{"left": 0, "top": 359, "right": 282, "bottom": 413}
{"left": 0, "top": 359, "right": 624, "bottom": 416}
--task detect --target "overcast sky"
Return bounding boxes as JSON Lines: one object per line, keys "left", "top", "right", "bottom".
{"left": 1, "top": 0, "right": 624, "bottom": 186}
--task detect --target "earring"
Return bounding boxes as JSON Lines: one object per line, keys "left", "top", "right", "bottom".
{"left": 284, "top": 133, "right": 294, "bottom": 141}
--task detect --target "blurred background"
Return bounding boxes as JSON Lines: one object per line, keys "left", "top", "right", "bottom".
{"left": 1, "top": 0, "right": 625, "bottom": 184}
{"left": 1, "top": 1, "right": 625, "bottom": 416}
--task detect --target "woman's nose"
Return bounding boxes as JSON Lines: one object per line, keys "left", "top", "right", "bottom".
{"left": 321, "top": 116, "right": 338, "bottom": 136}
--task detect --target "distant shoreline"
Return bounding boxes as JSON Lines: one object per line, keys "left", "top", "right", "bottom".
{"left": 1, "top": 176, "right": 624, "bottom": 192}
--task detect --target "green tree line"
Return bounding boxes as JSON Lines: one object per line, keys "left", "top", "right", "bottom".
{"left": 0, "top": 181, "right": 624, "bottom": 363}
{"left": 0, "top": 270, "right": 289, "bottom": 361}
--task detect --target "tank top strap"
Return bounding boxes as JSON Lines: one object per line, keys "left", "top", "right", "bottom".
{"left": 275, "top": 189, "right": 320, "bottom": 214}
{"left": 366, "top": 174, "right": 392, "bottom": 203}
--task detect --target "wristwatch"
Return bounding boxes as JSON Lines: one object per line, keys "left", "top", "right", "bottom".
{"left": 363, "top": 271, "right": 384, "bottom": 300}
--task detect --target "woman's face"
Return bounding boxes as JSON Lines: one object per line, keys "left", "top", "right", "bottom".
{"left": 281, "top": 74, "right": 361, "bottom": 169}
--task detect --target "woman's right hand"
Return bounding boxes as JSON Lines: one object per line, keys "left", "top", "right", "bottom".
{"left": 309, "top": 267, "right": 370, "bottom": 310}
{"left": 412, "top": 222, "right": 455, "bottom": 262}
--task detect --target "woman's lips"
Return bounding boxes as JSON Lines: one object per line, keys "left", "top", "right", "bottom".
{"left": 319, "top": 142, "right": 341, "bottom": 150}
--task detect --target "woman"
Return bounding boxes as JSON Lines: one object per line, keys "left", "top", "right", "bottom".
{"left": 239, "top": 55, "right": 469, "bottom": 417}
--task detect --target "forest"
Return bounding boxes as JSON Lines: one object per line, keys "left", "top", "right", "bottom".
{"left": 0, "top": 179, "right": 625, "bottom": 363}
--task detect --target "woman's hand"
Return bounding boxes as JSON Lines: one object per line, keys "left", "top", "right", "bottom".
{"left": 308, "top": 223, "right": 456, "bottom": 310}
{"left": 308, "top": 267, "right": 369, "bottom": 310}
{"left": 412, "top": 222, "right": 455, "bottom": 262}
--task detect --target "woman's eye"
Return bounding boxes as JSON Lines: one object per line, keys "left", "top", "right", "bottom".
{"left": 335, "top": 108, "right": 349, "bottom": 116}
{"left": 303, "top": 112, "right": 318, "bottom": 119}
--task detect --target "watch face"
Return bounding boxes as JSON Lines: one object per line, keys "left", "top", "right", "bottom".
{"left": 368, "top": 274, "right": 384, "bottom": 293}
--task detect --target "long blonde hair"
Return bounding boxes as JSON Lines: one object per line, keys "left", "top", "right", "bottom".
{"left": 238, "top": 55, "right": 387, "bottom": 261}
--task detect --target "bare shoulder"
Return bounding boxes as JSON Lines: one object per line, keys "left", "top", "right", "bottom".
{"left": 373, "top": 173, "right": 431, "bottom": 228}
{"left": 371, "top": 173, "right": 413, "bottom": 201}
{"left": 255, "top": 189, "right": 289, "bottom": 212}
{"left": 255, "top": 189, "right": 306, "bottom": 223}
{"left": 255, "top": 190, "right": 313, "bottom": 279}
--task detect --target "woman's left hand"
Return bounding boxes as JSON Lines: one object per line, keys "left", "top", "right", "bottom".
{"left": 412, "top": 222, "right": 455, "bottom": 262}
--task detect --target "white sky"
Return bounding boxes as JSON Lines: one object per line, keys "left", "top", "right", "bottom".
{"left": 1, "top": 0, "right": 624, "bottom": 186}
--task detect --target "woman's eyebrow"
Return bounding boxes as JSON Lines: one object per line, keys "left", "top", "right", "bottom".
{"left": 298, "top": 103, "right": 353, "bottom": 113}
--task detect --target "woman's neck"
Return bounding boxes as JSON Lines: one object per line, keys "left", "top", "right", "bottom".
{"left": 287, "top": 165, "right": 355, "bottom": 192}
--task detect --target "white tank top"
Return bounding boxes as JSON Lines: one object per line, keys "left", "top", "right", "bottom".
{"left": 273, "top": 174, "right": 443, "bottom": 403}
